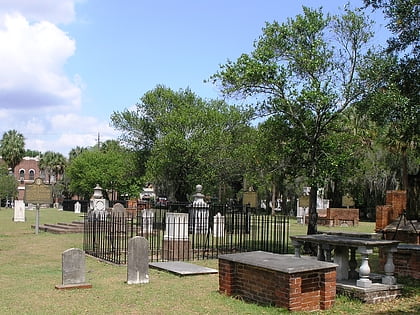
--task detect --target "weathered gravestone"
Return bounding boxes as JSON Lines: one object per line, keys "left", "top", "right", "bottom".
{"left": 13, "top": 200, "right": 25, "bottom": 222}
{"left": 111, "top": 203, "right": 126, "bottom": 216}
{"left": 127, "top": 236, "right": 149, "bottom": 284}
{"left": 55, "top": 248, "right": 92, "bottom": 289}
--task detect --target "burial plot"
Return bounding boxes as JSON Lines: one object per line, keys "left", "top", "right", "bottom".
{"left": 55, "top": 248, "right": 92, "bottom": 289}
{"left": 127, "top": 236, "right": 149, "bottom": 284}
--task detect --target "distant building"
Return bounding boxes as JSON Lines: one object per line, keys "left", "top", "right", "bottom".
{"left": 0, "top": 156, "right": 42, "bottom": 200}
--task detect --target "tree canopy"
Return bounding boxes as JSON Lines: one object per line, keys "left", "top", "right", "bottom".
{"left": 111, "top": 85, "right": 253, "bottom": 202}
{"left": 211, "top": 6, "right": 374, "bottom": 234}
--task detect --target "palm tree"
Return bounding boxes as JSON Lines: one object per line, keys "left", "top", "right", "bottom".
{"left": 68, "top": 146, "right": 87, "bottom": 162}
{"left": 0, "top": 130, "right": 25, "bottom": 174}
{"left": 39, "top": 151, "right": 67, "bottom": 184}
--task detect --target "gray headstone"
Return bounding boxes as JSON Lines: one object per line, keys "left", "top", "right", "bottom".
{"left": 127, "top": 236, "right": 149, "bottom": 284}
{"left": 112, "top": 203, "right": 126, "bottom": 216}
{"left": 62, "top": 248, "right": 86, "bottom": 285}
{"left": 13, "top": 200, "right": 25, "bottom": 222}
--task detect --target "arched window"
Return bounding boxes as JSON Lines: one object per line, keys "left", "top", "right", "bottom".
{"left": 29, "top": 169, "right": 35, "bottom": 180}
{"left": 19, "top": 169, "right": 25, "bottom": 181}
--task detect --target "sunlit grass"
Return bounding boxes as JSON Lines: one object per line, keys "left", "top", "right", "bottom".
{"left": 0, "top": 207, "right": 418, "bottom": 314}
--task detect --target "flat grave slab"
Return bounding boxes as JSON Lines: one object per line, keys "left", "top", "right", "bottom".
{"left": 149, "top": 261, "right": 218, "bottom": 276}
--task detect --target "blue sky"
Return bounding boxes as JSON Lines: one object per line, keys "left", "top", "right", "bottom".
{"left": 0, "top": 0, "right": 389, "bottom": 157}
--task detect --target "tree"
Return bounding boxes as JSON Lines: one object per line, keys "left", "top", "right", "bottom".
{"left": 0, "top": 163, "right": 17, "bottom": 204}
{"left": 39, "top": 151, "right": 67, "bottom": 184}
{"left": 210, "top": 7, "right": 374, "bottom": 235}
{"left": 68, "top": 146, "right": 88, "bottom": 162}
{"left": 361, "top": 0, "right": 420, "bottom": 190}
{"left": 111, "top": 85, "right": 252, "bottom": 202}
{"left": 66, "top": 145, "right": 137, "bottom": 200}
{"left": 0, "top": 130, "right": 25, "bottom": 174}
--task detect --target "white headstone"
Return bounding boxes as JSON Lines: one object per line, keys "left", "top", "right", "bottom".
{"left": 213, "top": 212, "right": 225, "bottom": 237}
{"left": 164, "top": 213, "right": 189, "bottom": 240}
{"left": 13, "top": 200, "right": 25, "bottom": 222}
{"left": 142, "top": 209, "right": 154, "bottom": 234}
{"left": 127, "top": 236, "right": 149, "bottom": 284}
{"left": 74, "top": 202, "right": 81, "bottom": 214}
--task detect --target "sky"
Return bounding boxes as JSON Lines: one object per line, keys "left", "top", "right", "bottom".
{"left": 0, "top": 0, "right": 390, "bottom": 157}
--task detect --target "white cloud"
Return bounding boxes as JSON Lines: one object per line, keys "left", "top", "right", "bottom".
{"left": 0, "top": 1, "right": 119, "bottom": 157}
{"left": 0, "top": 13, "right": 81, "bottom": 111}
{"left": 0, "top": 0, "right": 76, "bottom": 24}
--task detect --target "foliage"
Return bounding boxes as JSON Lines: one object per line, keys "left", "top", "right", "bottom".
{"left": 39, "top": 151, "right": 67, "bottom": 183}
{"left": 0, "top": 164, "right": 17, "bottom": 201}
{"left": 66, "top": 143, "right": 137, "bottom": 199}
{"left": 112, "top": 85, "right": 253, "bottom": 202}
{"left": 0, "top": 129, "right": 25, "bottom": 173}
{"left": 210, "top": 6, "right": 374, "bottom": 233}
{"left": 360, "top": 0, "right": 420, "bottom": 189}
{"left": 68, "top": 146, "right": 88, "bottom": 162}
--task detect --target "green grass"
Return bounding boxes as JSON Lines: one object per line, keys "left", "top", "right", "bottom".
{"left": 0, "top": 208, "right": 419, "bottom": 314}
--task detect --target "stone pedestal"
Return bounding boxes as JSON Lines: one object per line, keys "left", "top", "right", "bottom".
{"left": 356, "top": 246, "right": 373, "bottom": 288}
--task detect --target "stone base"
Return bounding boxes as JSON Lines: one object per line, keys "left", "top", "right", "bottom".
{"left": 382, "top": 275, "right": 397, "bottom": 285}
{"left": 55, "top": 283, "right": 92, "bottom": 290}
{"left": 337, "top": 281, "right": 403, "bottom": 304}
{"left": 162, "top": 239, "right": 191, "bottom": 261}
{"left": 356, "top": 278, "right": 372, "bottom": 288}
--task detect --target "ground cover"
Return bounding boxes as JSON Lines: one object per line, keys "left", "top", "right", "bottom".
{"left": 0, "top": 208, "right": 418, "bottom": 314}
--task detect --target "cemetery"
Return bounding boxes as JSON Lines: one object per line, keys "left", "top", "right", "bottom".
{"left": 0, "top": 179, "right": 418, "bottom": 314}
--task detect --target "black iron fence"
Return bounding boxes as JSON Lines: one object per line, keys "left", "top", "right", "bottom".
{"left": 83, "top": 203, "right": 289, "bottom": 264}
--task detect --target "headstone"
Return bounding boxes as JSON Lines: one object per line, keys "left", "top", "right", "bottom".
{"left": 127, "top": 236, "right": 149, "bottom": 284}
{"left": 55, "top": 248, "right": 92, "bottom": 289}
{"left": 165, "top": 213, "right": 189, "bottom": 240}
{"left": 213, "top": 212, "right": 225, "bottom": 237}
{"left": 74, "top": 201, "right": 81, "bottom": 214}
{"left": 111, "top": 203, "right": 126, "bottom": 216}
{"left": 13, "top": 200, "right": 25, "bottom": 222}
{"left": 142, "top": 209, "right": 154, "bottom": 234}
{"left": 342, "top": 194, "right": 355, "bottom": 208}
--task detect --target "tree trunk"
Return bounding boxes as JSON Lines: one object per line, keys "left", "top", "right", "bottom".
{"left": 307, "top": 186, "right": 318, "bottom": 235}
{"left": 401, "top": 145, "right": 408, "bottom": 190}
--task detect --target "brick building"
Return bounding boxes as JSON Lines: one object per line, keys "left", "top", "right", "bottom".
{"left": 0, "top": 156, "right": 42, "bottom": 201}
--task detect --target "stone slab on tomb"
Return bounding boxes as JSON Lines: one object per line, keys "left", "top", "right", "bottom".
{"left": 219, "top": 251, "right": 337, "bottom": 274}
{"left": 149, "top": 261, "right": 218, "bottom": 276}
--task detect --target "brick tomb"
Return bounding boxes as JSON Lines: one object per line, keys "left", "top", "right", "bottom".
{"left": 219, "top": 251, "right": 337, "bottom": 312}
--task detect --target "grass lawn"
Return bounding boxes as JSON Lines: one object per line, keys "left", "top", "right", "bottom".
{"left": 0, "top": 208, "right": 419, "bottom": 314}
